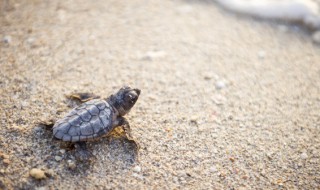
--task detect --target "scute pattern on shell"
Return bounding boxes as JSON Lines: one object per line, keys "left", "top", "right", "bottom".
{"left": 53, "top": 99, "right": 114, "bottom": 142}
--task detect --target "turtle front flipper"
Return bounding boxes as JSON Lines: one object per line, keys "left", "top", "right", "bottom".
{"left": 66, "top": 92, "right": 100, "bottom": 102}
{"left": 117, "top": 117, "right": 140, "bottom": 151}
{"left": 74, "top": 142, "right": 95, "bottom": 161}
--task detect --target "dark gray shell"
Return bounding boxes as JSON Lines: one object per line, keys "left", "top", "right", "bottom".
{"left": 53, "top": 99, "right": 114, "bottom": 142}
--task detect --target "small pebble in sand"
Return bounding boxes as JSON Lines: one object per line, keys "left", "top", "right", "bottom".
{"left": 59, "top": 149, "right": 66, "bottom": 154}
{"left": 210, "top": 166, "right": 217, "bottom": 173}
{"left": 141, "top": 50, "right": 166, "bottom": 61}
{"left": 190, "top": 116, "right": 198, "bottom": 123}
{"left": 36, "top": 186, "right": 48, "bottom": 190}
{"left": 45, "top": 169, "right": 56, "bottom": 178}
{"left": 258, "top": 51, "right": 266, "bottom": 59}
{"left": 312, "top": 31, "right": 320, "bottom": 45}
{"left": 29, "top": 168, "right": 46, "bottom": 179}
{"left": 215, "top": 81, "right": 226, "bottom": 90}
{"left": 3, "top": 159, "right": 11, "bottom": 165}
{"left": 0, "top": 152, "right": 9, "bottom": 159}
{"left": 26, "top": 37, "right": 40, "bottom": 48}
{"left": 133, "top": 165, "right": 141, "bottom": 173}
{"left": 204, "top": 75, "right": 212, "bottom": 80}
{"left": 21, "top": 101, "right": 29, "bottom": 107}
{"left": 2, "top": 35, "right": 12, "bottom": 44}
{"left": 55, "top": 156, "right": 62, "bottom": 161}
{"left": 26, "top": 37, "right": 35, "bottom": 44}
{"left": 300, "top": 152, "right": 308, "bottom": 159}
{"left": 203, "top": 73, "right": 218, "bottom": 80}
{"left": 132, "top": 173, "right": 143, "bottom": 179}
{"left": 67, "top": 160, "right": 76, "bottom": 170}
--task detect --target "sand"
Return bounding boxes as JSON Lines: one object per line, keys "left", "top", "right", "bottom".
{"left": 1, "top": 0, "right": 320, "bottom": 189}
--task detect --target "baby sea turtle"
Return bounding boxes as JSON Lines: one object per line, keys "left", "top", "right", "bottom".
{"left": 52, "top": 86, "right": 141, "bottom": 160}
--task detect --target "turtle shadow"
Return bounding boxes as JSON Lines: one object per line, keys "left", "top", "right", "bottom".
{"left": 92, "top": 136, "right": 139, "bottom": 164}
{"left": 32, "top": 123, "right": 138, "bottom": 175}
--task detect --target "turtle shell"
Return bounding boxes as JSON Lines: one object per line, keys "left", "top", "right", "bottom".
{"left": 53, "top": 99, "right": 114, "bottom": 142}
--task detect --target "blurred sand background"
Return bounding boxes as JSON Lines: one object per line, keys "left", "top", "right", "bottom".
{"left": 1, "top": 0, "right": 320, "bottom": 189}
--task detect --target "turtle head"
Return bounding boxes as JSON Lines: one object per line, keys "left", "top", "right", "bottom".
{"left": 108, "top": 86, "right": 141, "bottom": 116}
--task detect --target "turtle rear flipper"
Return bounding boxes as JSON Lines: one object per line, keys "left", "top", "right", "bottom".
{"left": 38, "top": 118, "right": 56, "bottom": 128}
{"left": 66, "top": 92, "right": 100, "bottom": 102}
{"left": 74, "top": 142, "right": 95, "bottom": 162}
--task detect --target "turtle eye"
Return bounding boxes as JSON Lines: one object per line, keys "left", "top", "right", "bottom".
{"left": 125, "top": 93, "right": 134, "bottom": 103}
{"left": 130, "top": 94, "right": 137, "bottom": 102}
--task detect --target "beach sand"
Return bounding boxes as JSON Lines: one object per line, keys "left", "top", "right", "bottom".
{"left": 1, "top": 0, "right": 319, "bottom": 189}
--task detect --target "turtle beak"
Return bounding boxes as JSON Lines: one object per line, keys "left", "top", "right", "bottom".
{"left": 134, "top": 89, "right": 141, "bottom": 96}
